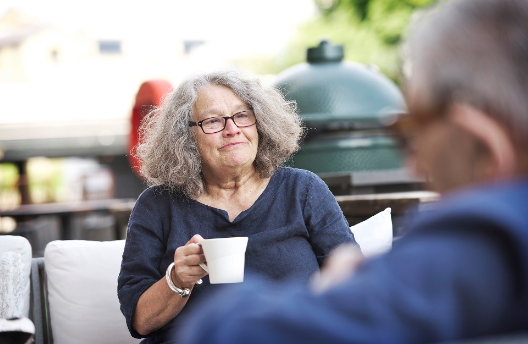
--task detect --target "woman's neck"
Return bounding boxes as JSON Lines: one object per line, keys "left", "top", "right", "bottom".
{"left": 201, "top": 164, "right": 259, "bottom": 191}
{"left": 197, "top": 166, "right": 271, "bottom": 221}
{"left": 204, "top": 169, "right": 265, "bottom": 201}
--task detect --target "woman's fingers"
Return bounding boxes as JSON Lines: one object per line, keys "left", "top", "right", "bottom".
{"left": 172, "top": 261, "right": 207, "bottom": 286}
{"left": 171, "top": 236, "right": 208, "bottom": 287}
{"left": 176, "top": 251, "right": 205, "bottom": 267}
{"left": 186, "top": 234, "right": 205, "bottom": 245}
{"left": 175, "top": 241, "right": 203, "bottom": 261}
{"left": 178, "top": 235, "right": 205, "bottom": 258}
{"left": 173, "top": 263, "right": 207, "bottom": 282}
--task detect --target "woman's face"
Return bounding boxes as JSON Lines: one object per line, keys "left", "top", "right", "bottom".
{"left": 192, "top": 84, "right": 259, "bottom": 175}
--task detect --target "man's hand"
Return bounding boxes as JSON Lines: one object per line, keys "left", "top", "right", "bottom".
{"left": 312, "top": 244, "right": 364, "bottom": 294}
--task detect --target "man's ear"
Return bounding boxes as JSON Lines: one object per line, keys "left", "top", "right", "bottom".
{"left": 448, "top": 103, "right": 517, "bottom": 179}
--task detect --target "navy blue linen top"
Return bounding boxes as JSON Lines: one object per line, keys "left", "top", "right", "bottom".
{"left": 180, "top": 178, "right": 528, "bottom": 344}
{"left": 117, "top": 167, "right": 356, "bottom": 343}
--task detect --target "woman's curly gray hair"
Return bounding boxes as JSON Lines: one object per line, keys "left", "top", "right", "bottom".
{"left": 136, "top": 69, "right": 304, "bottom": 197}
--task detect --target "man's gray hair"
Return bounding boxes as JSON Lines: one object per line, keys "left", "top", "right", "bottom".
{"left": 136, "top": 69, "right": 304, "bottom": 197}
{"left": 405, "top": 0, "right": 528, "bottom": 146}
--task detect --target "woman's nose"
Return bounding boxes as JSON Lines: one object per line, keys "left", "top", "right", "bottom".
{"left": 223, "top": 117, "right": 240, "bottom": 135}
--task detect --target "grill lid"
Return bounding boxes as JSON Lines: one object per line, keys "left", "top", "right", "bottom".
{"left": 274, "top": 40, "right": 406, "bottom": 130}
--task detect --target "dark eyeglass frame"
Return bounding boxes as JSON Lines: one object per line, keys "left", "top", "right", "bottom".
{"left": 189, "top": 109, "right": 256, "bottom": 134}
{"left": 386, "top": 110, "right": 442, "bottom": 152}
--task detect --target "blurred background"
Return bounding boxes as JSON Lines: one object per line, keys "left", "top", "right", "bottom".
{"left": 0, "top": 0, "right": 438, "bottom": 255}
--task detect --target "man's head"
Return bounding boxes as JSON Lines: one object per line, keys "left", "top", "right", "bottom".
{"left": 402, "top": 0, "right": 528, "bottom": 194}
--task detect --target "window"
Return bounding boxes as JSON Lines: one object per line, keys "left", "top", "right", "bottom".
{"left": 184, "top": 40, "right": 205, "bottom": 54}
{"left": 98, "top": 40, "right": 122, "bottom": 54}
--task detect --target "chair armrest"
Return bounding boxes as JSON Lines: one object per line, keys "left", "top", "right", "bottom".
{"left": 31, "top": 257, "right": 51, "bottom": 344}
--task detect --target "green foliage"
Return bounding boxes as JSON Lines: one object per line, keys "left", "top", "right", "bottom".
{"left": 296, "top": 0, "right": 438, "bottom": 80}
{"left": 403, "top": 0, "right": 437, "bottom": 6}
{"left": 235, "top": 10, "right": 398, "bottom": 79}
{"left": 335, "top": 0, "right": 370, "bottom": 21}
{"left": 367, "top": 0, "right": 414, "bottom": 44}
{"left": 27, "top": 157, "right": 64, "bottom": 203}
{"left": 278, "top": 9, "right": 403, "bottom": 82}
{"left": 236, "top": 0, "right": 438, "bottom": 83}
{"left": 0, "top": 163, "right": 20, "bottom": 209}
{"left": 0, "top": 163, "right": 18, "bottom": 188}
{"left": 326, "top": 0, "right": 438, "bottom": 46}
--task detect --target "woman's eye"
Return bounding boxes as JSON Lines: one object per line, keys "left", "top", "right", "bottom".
{"left": 204, "top": 117, "right": 222, "bottom": 126}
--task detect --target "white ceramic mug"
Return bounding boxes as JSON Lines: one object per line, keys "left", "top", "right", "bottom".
{"left": 198, "top": 237, "right": 248, "bottom": 284}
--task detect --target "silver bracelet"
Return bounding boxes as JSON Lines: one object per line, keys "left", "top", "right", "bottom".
{"left": 165, "top": 262, "right": 191, "bottom": 297}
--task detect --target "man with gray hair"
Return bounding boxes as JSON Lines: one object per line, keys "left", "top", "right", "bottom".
{"left": 179, "top": 0, "right": 528, "bottom": 342}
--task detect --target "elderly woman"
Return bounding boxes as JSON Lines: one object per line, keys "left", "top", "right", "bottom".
{"left": 118, "top": 70, "right": 357, "bottom": 343}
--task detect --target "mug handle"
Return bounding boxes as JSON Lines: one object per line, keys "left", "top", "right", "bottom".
{"left": 197, "top": 242, "right": 208, "bottom": 272}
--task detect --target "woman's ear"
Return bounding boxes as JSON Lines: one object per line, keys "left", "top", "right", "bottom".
{"left": 448, "top": 103, "right": 517, "bottom": 179}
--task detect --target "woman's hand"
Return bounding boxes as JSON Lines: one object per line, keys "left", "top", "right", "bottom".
{"left": 172, "top": 234, "right": 208, "bottom": 289}
{"left": 133, "top": 234, "right": 208, "bottom": 336}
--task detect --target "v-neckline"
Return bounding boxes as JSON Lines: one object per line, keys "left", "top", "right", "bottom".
{"left": 189, "top": 168, "right": 282, "bottom": 223}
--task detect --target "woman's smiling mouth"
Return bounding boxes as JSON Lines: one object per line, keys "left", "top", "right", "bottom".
{"left": 220, "top": 142, "right": 246, "bottom": 150}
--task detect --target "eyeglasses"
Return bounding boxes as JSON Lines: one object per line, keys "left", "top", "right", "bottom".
{"left": 189, "top": 110, "right": 256, "bottom": 134}
{"left": 386, "top": 111, "right": 441, "bottom": 152}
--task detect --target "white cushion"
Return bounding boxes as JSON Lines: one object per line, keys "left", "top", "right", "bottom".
{"left": 44, "top": 240, "right": 140, "bottom": 344}
{"left": 350, "top": 207, "right": 393, "bottom": 258}
{"left": 0, "top": 235, "right": 32, "bottom": 318}
{"left": 0, "top": 252, "right": 25, "bottom": 319}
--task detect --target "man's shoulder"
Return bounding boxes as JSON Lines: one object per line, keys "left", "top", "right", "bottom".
{"left": 409, "top": 178, "right": 528, "bottom": 233}
{"left": 442, "top": 178, "right": 528, "bottom": 215}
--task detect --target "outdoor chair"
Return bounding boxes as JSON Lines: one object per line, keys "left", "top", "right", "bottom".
{"left": 350, "top": 207, "right": 392, "bottom": 257}
{"left": 30, "top": 240, "right": 140, "bottom": 344}
{"left": 0, "top": 235, "right": 35, "bottom": 344}
{"left": 24, "top": 210, "right": 393, "bottom": 344}
{"left": 0, "top": 235, "right": 32, "bottom": 320}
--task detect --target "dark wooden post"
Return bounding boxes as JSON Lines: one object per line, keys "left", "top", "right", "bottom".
{"left": 14, "top": 160, "right": 31, "bottom": 205}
